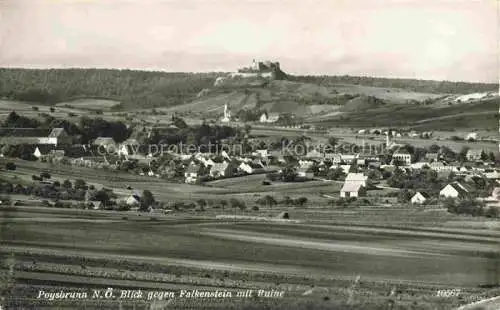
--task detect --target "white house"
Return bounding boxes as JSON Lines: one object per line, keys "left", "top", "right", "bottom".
{"left": 210, "top": 161, "right": 233, "bottom": 178}
{"left": 221, "top": 150, "right": 231, "bottom": 160}
{"left": 429, "top": 162, "right": 458, "bottom": 172}
{"left": 325, "top": 153, "right": 342, "bottom": 164}
{"left": 185, "top": 164, "right": 203, "bottom": 184}
{"left": 238, "top": 162, "right": 264, "bottom": 174}
{"left": 345, "top": 173, "right": 368, "bottom": 187}
{"left": 392, "top": 150, "right": 412, "bottom": 165}
{"left": 341, "top": 154, "right": 357, "bottom": 163}
{"left": 466, "top": 132, "right": 478, "bottom": 141}
{"left": 411, "top": 192, "right": 429, "bottom": 204}
{"left": 440, "top": 182, "right": 469, "bottom": 199}
{"left": 340, "top": 182, "right": 366, "bottom": 198}
{"left": 259, "top": 112, "right": 280, "bottom": 123}
{"left": 33, "top": 146, "right": 45, "bottom": 159}
{"left": 298, "top": 159, "right": 315, "bottom": 168}
{"left": 125, "top": 194, "right": 141, "bottom": 206}
{"left": 356, "top": 159, "right": 366, "bottom": 167}
{"left": 305, "top": 149, "right": 322, "bottom": 159}
{"left": 33, "top": 145, "right": 55, "bottom": 159}
{"left": 203, "top": 158, "right": 216, "bottom": 168}
{"left": 489, "top": 187, "right": 500, "bottom": 201}
{"left": 297, "top": 167, "right": 314, "bottom": 179}
{"left": 340, "top": 165, "right": 352, "bottom": 175}
{"left": 253, "top": 149, "right": 269, "bottom": 158}
{"left": 410, "top": 162, "right": 430, "bottom": 170}
{"left": 466, "top": 149, "right": 483, "bottom": 161}
{"left": 425, "top": 153, "right": 439, "bottom": 162}
{"left": 238, "top": 162, "right": 253, "bottom": 174}
{"left": 484, "top": 171, "right": 500, "bottom": 180}
{"left": 185, "top": 164, "right": 202, "bottom": 179}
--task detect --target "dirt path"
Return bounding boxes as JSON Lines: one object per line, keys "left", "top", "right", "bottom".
{"left": 199, "top": 228, "right": 452, "bottom": 259}
{"left": 415, "top": 111, "right": 493, "bottom": 124}
{"left": 455, "top": 296, "right": 500, "bottom": 310}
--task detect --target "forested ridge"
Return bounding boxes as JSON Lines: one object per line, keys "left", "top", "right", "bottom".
{"left": 289, "top": 75, "right": 498, "bottom": 94}
{"left": 0, "top": 68, "right": 497, "bottom": 110}
{"left": 0, "top": 68, "right": 218, "bottom": 109}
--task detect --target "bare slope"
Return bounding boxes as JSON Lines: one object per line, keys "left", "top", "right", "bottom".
{"left": 311, "top": 97, "right": 499, "bottom": 131}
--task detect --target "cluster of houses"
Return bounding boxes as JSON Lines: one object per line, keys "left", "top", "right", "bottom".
{"left": 0, "top": 127, "right": 72, "bottom": 146}
{"left": 353, "top": 128, "right": 433, "bottom": 138}
{"left": 354, "top": 128, "right": 485, "bottom": 142}
{"left": 411, "top": 181, "right": 500, "bottom": 207}
{"left": 183, "top": 150, "right": 268, "bottom": 184}
{"left": 2, "top": 124, "right": 499, "bottom": 209}
{"left": 339, "top": 171, "right": 499, "bottom": 207}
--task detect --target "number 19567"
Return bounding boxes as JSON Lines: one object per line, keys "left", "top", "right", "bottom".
{"left": 436, "top": 289, "right": 461, "bottom": 297}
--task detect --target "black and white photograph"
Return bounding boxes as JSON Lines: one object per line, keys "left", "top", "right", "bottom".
{"left": 0, "top": 0, "right": 499, "bottom": 309}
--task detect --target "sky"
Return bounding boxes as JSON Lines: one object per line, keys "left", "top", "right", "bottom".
{"left": 0, "top": 0, "right": 498, "bottom": 82}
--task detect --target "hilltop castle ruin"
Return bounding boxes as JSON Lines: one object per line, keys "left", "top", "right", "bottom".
{"left": 214, "top": 59, "right": 287, "bottom": 87}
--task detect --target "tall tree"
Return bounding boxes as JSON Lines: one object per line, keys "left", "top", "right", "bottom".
{"left": 140, "top": 190, "right": 155, "bottom": 210}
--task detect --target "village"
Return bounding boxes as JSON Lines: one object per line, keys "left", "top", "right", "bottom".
{"left": 0, "top": 102, "right": 499, "bottom": 219}
{"left": 2, "top": 0, "right": 500, "bottom": 308}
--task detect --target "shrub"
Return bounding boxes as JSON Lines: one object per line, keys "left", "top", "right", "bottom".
{"left": 446, "top": 198, "right": 486, "bottom": 217}
{"left": 485, "top": 207, "right": 499, "bottom": 218}
{"left": 5, "top": 162, "right": 16, "bottom": 170}
{"left": 252, "top": 206, "right": 259, "bottom": 211}
{"left": 40, "top": 171, "right": 51, "bottom": 179}
{"left": 32, "top": 175, "right": 42, "bottom": 181}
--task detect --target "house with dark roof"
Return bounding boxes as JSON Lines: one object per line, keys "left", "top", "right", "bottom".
{"left": 185, "top": 164, "right": 202, "bottom": 179}
{"left": 439, "top": 182, "right": 469, "bottom": 199}
{"left": 425, "top": 153, "right": 439, "bottom": 162}
{"left": 392, "top": 150, "right": 412, "bottom": 165}
{"left": 209, "top": 161, "right": 237, "bottom": 178}
{"left": 0, "top": 127, "right": 68, "bottom": 145}
{"left": 33, "top": 145, "right": 55, "bottom": 159}
{"left": 340, "top": 182, "right": 366, "bottom": 198}
{"left": 48, "top": 128, "right": 71, "bottom": 145}
{"left": 466, "top": 149, "right": 483, "bottom": 161}
{"left": 93, "top": 137, "right": 116, "bottom": 147}
{"left": 345, "top": 173, "right": 368, "bottom": 187}
{"left": 411, "top": 192, "right": 430, "bottom": 204}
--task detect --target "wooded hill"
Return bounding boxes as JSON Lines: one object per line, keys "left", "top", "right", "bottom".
{"left": 0, "top": 68, "right": 217, "bottom": 109}
{"left": 0, "top": 68, "right": 497, "bottom": 111}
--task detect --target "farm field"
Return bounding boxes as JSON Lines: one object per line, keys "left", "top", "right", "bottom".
{"left": 55, "top": 98, "right": 121, "bottom": 111}
{"left": 2, "top": 159, "right": 341, "bottom": 205}
{"left": 250, "top": 127, "right": 498, "bottom": 153}
{"left": 206, "top": 174, "right": 341, "bottom": 193}
{"left": 330, "top": 84, "right": 446, "bottom": 103}
{"left": 0, "top": 100, "right": 92, "bottom": 121}
{"left": 1, "top": 205, "right": 500, "bottom": 309}
{"left": 309, "top": 97, "right": 499, "bottom": 131}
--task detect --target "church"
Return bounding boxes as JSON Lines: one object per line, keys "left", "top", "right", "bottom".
{"left": 221, "top": 103, "right": 232, "bottom": 123}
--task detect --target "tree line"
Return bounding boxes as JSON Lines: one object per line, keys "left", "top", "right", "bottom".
{"left": 289, "top": 75, "right": 498, "bottom": 94}
{"left": 0, "top": 68, "right": 216, "bottom": 109}
{"left": 2, "top": 112, "right": 131, "bottom": 144}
